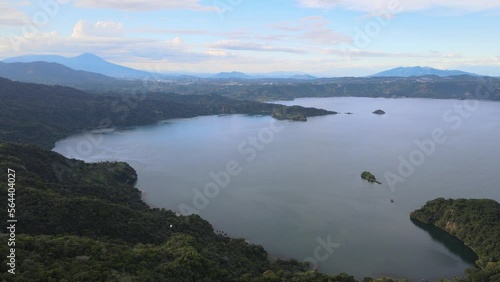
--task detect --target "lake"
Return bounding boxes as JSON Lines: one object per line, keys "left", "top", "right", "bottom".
{"left": 53, "top": 97, "right": 500, "bottom": 281}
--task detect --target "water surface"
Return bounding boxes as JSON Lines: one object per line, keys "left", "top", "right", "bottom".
{"left": 54, "top": 97, "right": 500, "bottom": 281}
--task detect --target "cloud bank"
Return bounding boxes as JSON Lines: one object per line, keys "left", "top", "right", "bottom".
{"left": 297, "top": 0, "right": 500, "bottom": 12}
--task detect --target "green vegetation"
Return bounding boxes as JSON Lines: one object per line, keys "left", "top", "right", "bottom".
{"left": 0, "top": 142, "right": 357, "bottom": 281}
{"left": 0, "top": 61, "right": 114, "bottom": 87}
{"left": 410, "top": 198, "right": 500, "bottom": 281}
{"left": 362, "top": 278, "right": 406, "bottom": 282}
{"left": 72, "top": 75, "right": 499, "bottom": 102}
{"left": 1, "top": 77, "right": 499, "bottom": 281}
{"left": 8, "top": 66, "right": 498, "bottom": 102}
{"left": 0, "top": 77, "right": 334, "bottom": 149}
{"left": 271, "top": 105, "right": 334, "bottom": 121}
{"left": 361, "top": 171, "right": 381, "bottom": 184}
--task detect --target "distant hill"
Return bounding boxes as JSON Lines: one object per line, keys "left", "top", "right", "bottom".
{"left": 290, "top": 74, "right": 317, "bottom": 80}
{"left": 211, "top": 71, "right": 252, "bottom": 79}
{"left": 371, "top": 66, "right": 477, "bottom": 77}
{"left": 3, "top": 53, "right": 150, "bottom": 79}
{"left": 0, "top": 139, "right": 362, "bottom": 281}
{"left": 0, "top": 77, "right": 335, "bottom": 148}
{"left": 0, "top": 61, "right": 114, "bottom": 86}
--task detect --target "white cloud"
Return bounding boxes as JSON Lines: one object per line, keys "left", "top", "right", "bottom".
{"left": 129, "top": 27, "right": 206, "bottom": 35}
{"left": 220, "top": 29, "right": 292, "bottom": 43}
{"left": 0, "top": 30, "right": 217, "bottom": 65}
{"left": 271, "top": 16, "right": 352, "bottom": 45}
{"left": 424, "top": 57, "right": 500, "bottom": 67}
{"left": 321, "top": 48, "right": 463, "bottom": 59}
{"left": 209, "top": 40, "right": 308, "bottom": 54}
{"left": 71, "top": 20, "right": 123, "bottom": 38}
{"left": 297, "top": 0, "right": 500, "bottom": 13}
{"left": 205, "top": 49, "right": 229, "bottom": 57}
{"left": 0, "top": 2, "right": 29, "bottom": 25}
{"left": 74, "top": 0, "right": 218, "bottom": 12}
{"left": 1, "top": 29, "right": 496, "bottom": 75}
{"left": 298, "top": 0, "right": 340, "bottom": 9}
{"left": 170, "top": 36, "right": 183, "bottom": 46}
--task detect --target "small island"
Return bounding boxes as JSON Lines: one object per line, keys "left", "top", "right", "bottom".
{"left": 361, "top": 171, "right": 381, "bottom": 184}
{"left": 373, "top": 109, "right": 386, "bottom": 115}
{"left": 272, "top": 109, "right": 307, "bottom": 121}
{"left": 271, "top": 105, "right": 336, "bottom": 122}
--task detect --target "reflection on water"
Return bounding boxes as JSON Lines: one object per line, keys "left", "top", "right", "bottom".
{"left": 53, "top": 97, "right": 500, "bottom": 280}
{"left": 410, "top": 218, "right": 478, "bottom": 265}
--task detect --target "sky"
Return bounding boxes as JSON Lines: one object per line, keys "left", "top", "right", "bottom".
{"left": 0, "top": 0, "right": 499, "bottom": 76}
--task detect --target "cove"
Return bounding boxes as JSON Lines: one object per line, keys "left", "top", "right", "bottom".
{"left": 53, "top": 97, "right": 500, "bottom": 280}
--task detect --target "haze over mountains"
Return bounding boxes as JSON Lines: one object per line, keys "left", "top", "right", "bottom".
{"left": 1, "top": 53, "right": 483, "bottom": 80}
{"left": 0, "top": 61, "right": 114, "bottom": 86}
{"left": 2, "top": 53, "right": 315, "bottom": 79}
{"left": 3, "top": 53, "right": 149, "bottom": 79}
{"left": 1, "top": 0, "right": 498, "bottom": 280}
{"left": 372, "top": 66, "right": 477, "bottom": 77}
{"left": 0, "top": 40, "right": 497, "bottom": 282}
{"left": 211, "top": 71, "right": 252, "bottom": 79}
{"left": 1, "top": 54, "right": 498, "bottom": 102}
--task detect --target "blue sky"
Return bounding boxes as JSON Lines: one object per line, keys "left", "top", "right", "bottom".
{"left": 0, "top": 0, "right": 499, "bottom": 76}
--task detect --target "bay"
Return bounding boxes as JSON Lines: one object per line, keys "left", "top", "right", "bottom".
{"left": 53, "top": 97, "right": 500, "bottom": 280}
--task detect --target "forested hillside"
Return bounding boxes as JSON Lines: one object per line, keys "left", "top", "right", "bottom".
{"left": 411, "top": 198, "right": 500, "bottom": 281}
{"left": 2, "top": 61, "right": 498, "bottom": 103}
{"left": 0, "top": 77, "right": 334, "bottom": 148}
{"left": 0, "top": 142, "right": 358, "bottom": 281}
{"left": 1, "top": 77, "right": 498, "bottom": 281}
{"left": 75, "top": 75, "right": 500, "bottom": 102}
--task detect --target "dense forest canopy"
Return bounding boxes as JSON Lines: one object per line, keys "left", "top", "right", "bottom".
{"left": 0, "top": 142, "right": 360, "bottom": 281}
{"left": 0, "top": 77, "right": 333, "bottom": 148}
{"left": 411, "top": 198, "right": 500, "bottom": 281}
{"left": 0, "top": 76, "right": 498, "bottom": 281}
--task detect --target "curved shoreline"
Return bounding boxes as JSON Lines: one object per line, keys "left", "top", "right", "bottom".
{"left": 410, "top": 198, "right": 500, "bottom": 280}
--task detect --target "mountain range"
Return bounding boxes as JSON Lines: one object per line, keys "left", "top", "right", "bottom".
{"left": 0, "top": 61, "right": 114, "bottom": 86}
{"left": 3, "top": 53, "right": 150, "bottom": 79}
{"left": 211, "top": 71, "right": 252, "bottom": 79}
{"left": 1, "top": 53, "right": 483, "bottom": 82}
{"left": 3, "top": 54, "right": 321, "bottom": 79}
{"left": 371, "top": 66, "right": 477, "bottom": 77}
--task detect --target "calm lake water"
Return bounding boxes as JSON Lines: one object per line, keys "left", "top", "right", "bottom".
{"left": 53, "top": 97, "right": 500, "bottom": 281}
